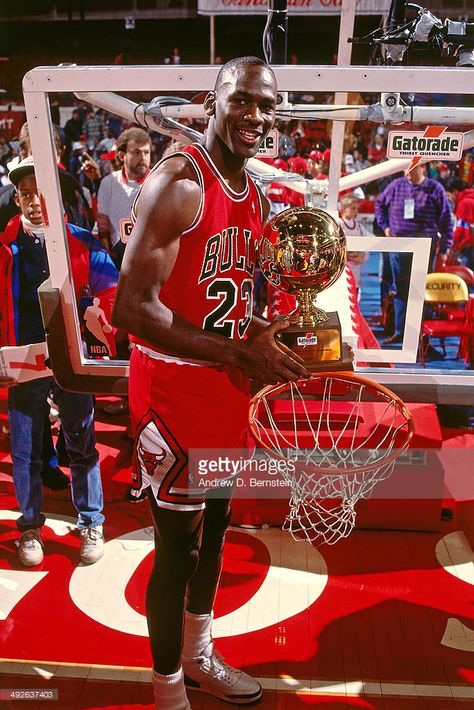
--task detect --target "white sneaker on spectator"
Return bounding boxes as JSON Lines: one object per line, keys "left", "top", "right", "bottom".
{"left": 16, "top": 528, "right": 44, "bottom": 567}
{"left": 182, "top": 651, "right": 262, "bottom": 704}
{"left": 79, "top": 525, "right": 104, "bottom": 564}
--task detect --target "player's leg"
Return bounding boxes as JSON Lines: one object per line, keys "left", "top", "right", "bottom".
{"left": 182, "top": 493, "right": 263, "bottom": 705}
{"left": 146, "top": 491, "right": 203, "bottom": 709}
{"left": 386, "top": 252, "right": 410, "bottom": 342}
{"left": 186, "top": 493, "right": 232, "bottom": 616}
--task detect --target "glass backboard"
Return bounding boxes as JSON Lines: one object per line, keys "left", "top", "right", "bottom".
{"left": 21, "top": 62, "right": 474, "bottom": 403}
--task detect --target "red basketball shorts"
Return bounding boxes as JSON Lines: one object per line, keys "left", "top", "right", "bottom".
{"left": 129, "top": 345, "right": 251, "bottom": 511}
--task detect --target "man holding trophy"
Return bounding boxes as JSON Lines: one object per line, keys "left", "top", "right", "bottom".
{"left": 112, "top": 56, "right": 314, "bottom": 709}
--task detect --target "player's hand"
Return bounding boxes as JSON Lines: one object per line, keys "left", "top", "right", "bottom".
{"left": 235, "top": 320, "right": 311, "bottom": 385}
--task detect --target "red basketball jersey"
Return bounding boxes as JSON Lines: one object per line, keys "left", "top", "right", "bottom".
{"left": 137, "top": 143, "right": 264, "bottom": 354}
{"left": 128, "top": 144, "right": 265, "bottom": 507}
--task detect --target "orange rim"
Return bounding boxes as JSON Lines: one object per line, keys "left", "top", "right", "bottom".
{"left": 248, "top": 371, "right": 415, "bottom": 476}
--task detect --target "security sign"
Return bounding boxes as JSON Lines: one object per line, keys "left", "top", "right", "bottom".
{"left": 387, "top": 126, "right": 464, "bottom": 161}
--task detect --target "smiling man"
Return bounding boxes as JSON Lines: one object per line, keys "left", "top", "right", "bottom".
{"left": 112, "top": 56, "right": 309, "bottom": 709}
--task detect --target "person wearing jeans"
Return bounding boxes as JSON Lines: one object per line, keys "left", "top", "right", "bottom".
{"left": 9, "top": 378, "right": 104, "bottom": 537}
{"left": 0, "top": 156, "right": 118, "bottom": 566}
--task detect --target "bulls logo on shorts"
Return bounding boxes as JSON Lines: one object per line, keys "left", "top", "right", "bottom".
{"left": 133, "top": 411, "right": 203, "bottom": 509}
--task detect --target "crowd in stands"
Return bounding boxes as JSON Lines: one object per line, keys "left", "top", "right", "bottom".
{"left": 2, "top": 107, "right": 474, "bottom": 350}
{"left": 257, "top": 117, "right": 474, "bottom": 274}
{"left": 2, "top": 106, "right": 474, "bottom": 330}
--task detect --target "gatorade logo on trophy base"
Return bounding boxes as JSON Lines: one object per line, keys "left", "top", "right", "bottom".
{"left": 260, "top": 206, "right": 352, "bottom": 372}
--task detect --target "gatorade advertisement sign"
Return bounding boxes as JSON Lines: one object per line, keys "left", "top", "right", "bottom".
{"left": 387, "top": 126, "right": 464, "bottom": 161}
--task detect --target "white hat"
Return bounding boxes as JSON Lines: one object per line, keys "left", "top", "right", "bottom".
{"left": 71, "top": 141, "right": 85, "bottom": 151}
{"left": 6, "top": 155, "right": 20, "bottom": 173}
{"left": 8, "top": 155, "right": 35, "bottom": 187}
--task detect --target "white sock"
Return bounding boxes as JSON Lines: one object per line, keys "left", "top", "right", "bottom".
{"left": 182, "top": 610, "right": 213, "bottom": 659}
{"left": 152, "top": 668, "right": 190, "bottom": 710}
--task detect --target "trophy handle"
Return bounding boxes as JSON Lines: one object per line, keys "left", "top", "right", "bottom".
{"left": 290, "top": 289, "right": 330, "bottom": 327}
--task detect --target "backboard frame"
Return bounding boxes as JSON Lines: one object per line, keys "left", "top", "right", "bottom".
{"left": 22, "top": 63, "right": 474, "bottom": 403}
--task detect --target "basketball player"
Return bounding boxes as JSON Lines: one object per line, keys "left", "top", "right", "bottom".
{"left": 112, "top": 57, "right": 309, "bottom": 708}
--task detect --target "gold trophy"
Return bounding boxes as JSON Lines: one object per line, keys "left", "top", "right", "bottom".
{"left": 259, "top": 206, "right": 353, "bottom": 371}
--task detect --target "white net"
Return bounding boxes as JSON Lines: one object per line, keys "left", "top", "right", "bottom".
{"left": 249, "top": 373, "right": 414, "bottom": 545}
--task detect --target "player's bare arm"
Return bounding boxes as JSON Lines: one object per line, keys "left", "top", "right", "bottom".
{"left": 112, "top": 158, "right": 309, "bottom": 383}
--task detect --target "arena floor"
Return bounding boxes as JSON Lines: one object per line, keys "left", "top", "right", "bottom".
{"left": 0, "top": 393, "right": 473, "bottom": 710}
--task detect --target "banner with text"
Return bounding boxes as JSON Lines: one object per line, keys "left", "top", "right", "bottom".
{"left": 0, "top": 110, "right": 27, "bottom": 141}
{"left": 198, "top": 0, "right": 390, "bottom": 15}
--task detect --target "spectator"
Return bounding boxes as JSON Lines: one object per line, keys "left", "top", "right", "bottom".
{"left": 96, "top": 126, "right": 152, "bottom": 421}
{"left": 286, "top": 154, "right": 307, "bottom": 207}
{"left": 96, "top": 126, "right": 151, "bottom": 268}
{"left": 164, "top": 47, "right": 181, "bottom": 65}
{"left": 82, "top": 107, "right": 105, "bottom": 153}
{"left": 95, "top": 128, "right": 116, "bottom": 162}
{"left": 106, "top": 113, "right": 123, "bottom": 140}
{"left": 64, "top": 109, "right": 83, "bottom": 157}
{"left": 278, "top": 123, "right": 296, "bottom": 160}
{"left": 0, "top": 135, "right": 13, "bottom": 169}
{"left": 68, "top": 140, "right": 88, "bottom": 180}
{"left": 170, "top": 47, "right": 181, "bottom": 64}
{"left": 287, "top": 155, "right": 307, "bottom": 177}
{"left": 1, "top": 123, "right": 94, "bottom": 234}
{"left": 0, "top": 157, "right": 119, "bottom": 567}
{"left": 306, "top": 149, "right": 325, "bottom": 179}
{"left": 339, "top": 194, "right": 369, "bottom": 296}
{"left": 447, "top": 176, "right": 474, "bottom": 269}
{"left": 375, "top": 163, "right": 453, "bottom": 344}
{"left": 458, "top": 149, "right": 474, "bottom": 187}
{"left": 368, "top": 132, "right": 386, "bottom": 164}
{"left": 0, "top": 127, "right": 83, "bottom": 492}
{"left": 49, "top": 99, "right": 61, "bottom": 127}
{"left": 352, "top": 145, "right": 371, "bottom": 172}
{"left": 438, "top": 162, "right": 453, "bottom": 188}
{"left": 344, "top": 153, "right": 356, "bottom": 174}
{"left": 265, "top": 158, "right": 291, "bottom": 217}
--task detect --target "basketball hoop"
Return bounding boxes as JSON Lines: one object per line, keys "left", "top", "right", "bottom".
{"left": 248, "top": 372, "right": 414, "bottom": 545}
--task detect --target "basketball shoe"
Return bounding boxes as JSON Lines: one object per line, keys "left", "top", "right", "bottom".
{"left": 16, "top": 528, "right": 44, "bottom": 567}
{"left": 182, "top": 651, "right": 262, "bottom": 704}
{"left": 79, "top": 525, "right": 104, "bottom": 564}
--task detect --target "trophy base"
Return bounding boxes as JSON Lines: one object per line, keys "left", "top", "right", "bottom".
{"left": 278, "top": 312, "right": 354, "bottom": 372}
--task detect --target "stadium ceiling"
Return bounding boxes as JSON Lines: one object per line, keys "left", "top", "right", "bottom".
{"left": 0, "top": 1, "right": 197, "bottom": 22}
{"left": 0, "top": 0, "right": 471, "bottom": 23}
